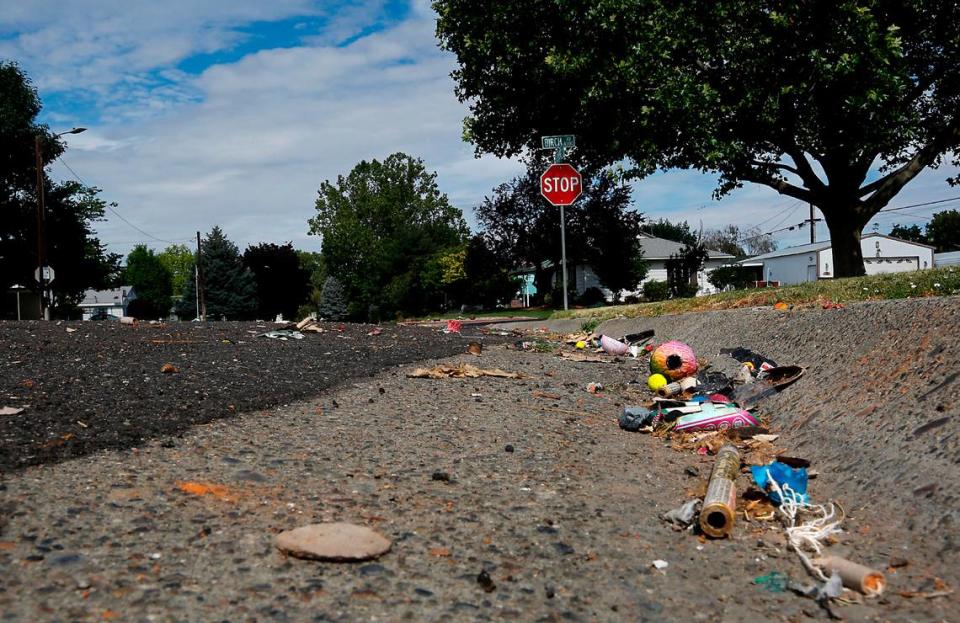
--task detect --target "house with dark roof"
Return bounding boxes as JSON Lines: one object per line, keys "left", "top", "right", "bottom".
{"left": 739, "top": 233, "right": 935, "bottom": 285}
{"left": 79, "top": 286, "right": 137, "bottom": 320}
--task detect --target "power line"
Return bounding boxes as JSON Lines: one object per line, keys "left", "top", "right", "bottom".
{"left": 56, "top": 156, "right": 192, "bottom": 247}
{"left": 877, "top": 195, "right": 960, "bottom": 213}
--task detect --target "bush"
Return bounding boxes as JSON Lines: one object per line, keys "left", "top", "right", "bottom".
{"left": 708, "top": 265, "right": 756, "bottom": 291}
{"left": 642, "top": 280, "right": 670, "bottom": 302}
{"left": 577, "top": 287, "right": 607, "bottom": 307}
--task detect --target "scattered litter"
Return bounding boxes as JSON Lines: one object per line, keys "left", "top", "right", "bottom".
{"left": 176, "top": 481, "right": 235, "bottom": 501}
{"left": 600, "top": 335, "right": 630, "bottom": 356}
{"left": 275, "top": 523, "right": 391, "bottom": 562}
{"left": 619, "top": 406, "right": 653, "bottom": 432}
{"left": 408, "top": 364, "right": 528, "bottom": 380}
{"left": 773, "top": 302, "right": 790, "bottom": 311}
{"left": 0, "top": 406, "right": 25, "bottom": 416}
{"left": 575, "top": 340, "right": 587, "bottom": 350}
{"left": 816, "top": 555, "right": 885, "bottom": 596}
{"left": 674, "top": 402, "right": 759, "bottom": 433}
{"left": 477, "top": 569, "right": 496, "bottom": 592}
{"left": 586, "top": 382, "right": 603, "bottom": 394}
{"left": 467, "top": 341, "right": 482, "bottom": 355}
{"left": 120, "top": 316, "right": 136, "bottom": 325}
{"left": 65, "top": 327, "right": 77, "bottom": 333}
{"left": 623, "top": 330, "right": 655, "bottom": 343}
{"left": 650, "top": 340, "right": 698, "bottom": 380}
{"left": 160, "top": 363, "right": 178, "bottom": 374}
{"left": 721, "top": 347, "right": 778, "bottom": 371}
{"left": 652, "top": 559, "right": 669, "bottom": 571}
{"left": 751, "top": 461, "right": 809, "bottom": 505}
{"left": 754, "top": 571, "right": 789, "bottom": 593}
{"left": 297, "top": 318, "right": 326, "bottom": 333}
{"left": 367, "top": 327, "right": 383, "bottom": 336}
{"left": 661, "top": 499, "right": 700, "bottom": 528}
{"left": 700, "top": 444, "right": 740, "bottom": 538}
{"left": 444, "top": 319, "right": 462, "bottom": 334}
{"left": 898, "top": 577, "right": 954, "bottom": 599}
{"left": 260, "top": 329, "right": 305, "bottom": 340}
{"left": 647, "top": 374, "right": 668, "bottom": 392}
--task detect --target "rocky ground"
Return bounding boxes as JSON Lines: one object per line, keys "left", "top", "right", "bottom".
{"left": 0, "top": 298, "right": 957, "bottom": 622}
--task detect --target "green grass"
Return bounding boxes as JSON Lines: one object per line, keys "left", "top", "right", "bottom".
{"left": 551, "top": 266, "right": 960, "bottom": 321}
{"left": 414, "top": 308, "right": 554, "bottom": 321}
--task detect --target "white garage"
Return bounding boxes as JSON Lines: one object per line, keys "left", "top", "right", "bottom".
{"left": 743, "top": 234, "right": 935, "bottom": 285}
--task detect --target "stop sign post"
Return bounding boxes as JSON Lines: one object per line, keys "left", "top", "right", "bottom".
{"left": 541, "top": 163, "right": 583, "bottom": 310}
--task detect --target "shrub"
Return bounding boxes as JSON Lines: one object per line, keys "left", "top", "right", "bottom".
{"left": 642, "top": 280, "right": 670, "bottom": 302}
{"left": 578, "top": 287, "right": 607, "bottom": 307}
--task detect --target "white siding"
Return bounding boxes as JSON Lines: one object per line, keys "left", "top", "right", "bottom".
{"left": 764, "top": 254, "right": 817, "bottom": 285}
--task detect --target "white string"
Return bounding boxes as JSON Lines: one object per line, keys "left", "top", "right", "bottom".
{"left": 765, "top": 469, "right": 844, "bottom": 581}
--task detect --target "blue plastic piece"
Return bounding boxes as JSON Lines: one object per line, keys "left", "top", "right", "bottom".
{"left": 751, "top": 461, "right": 809, "bottom": 505}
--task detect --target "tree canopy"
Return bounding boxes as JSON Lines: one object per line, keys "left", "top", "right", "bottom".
{"left": 176, "top": 226, "right": 257, "bottom": 320}
{"left": 125, "top": 245, "right": 172, "bottom": 319}
{"left": 476, "top": 164, "right": 646, "bottom": 302}
{"left": 308, "top": 153, "right": 469, "bottom": 318}
{"left": 435, "top": 1, "right": 960, "bottom": 277}
{"left": 890, "top": 209, "right": 960, "bottom": 252}
{"left": 243, "top": 242, "right": 310, "bottom": 320}
{"left": 1, "top": 61, "right": 119, "bottom": 317}
{"left": 158, "top": 244, "right": 194, "bottom": 299}
{"left": 641, "top": 219, "right": 698, "bottom": 246}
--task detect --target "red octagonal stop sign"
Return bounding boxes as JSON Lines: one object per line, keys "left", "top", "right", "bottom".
{"left": 540, "top": 163, "right": 583, "bottom": 206}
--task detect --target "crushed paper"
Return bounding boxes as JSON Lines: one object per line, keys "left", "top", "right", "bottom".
{"left": 408, "top": 363, "right": 529, "bottom": 380}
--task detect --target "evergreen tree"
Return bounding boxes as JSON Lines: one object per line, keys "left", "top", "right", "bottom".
{"left": 243, "top": 242, "right": 310, "bottom": 320}
{"left": 125, "top": 244, "right": 173, "bottom": 319}
{"left": 175, "top": 227, "right": 257, "bottom": 320}
{"left": 318, "top": 275, "right": 348, "bottom": 321}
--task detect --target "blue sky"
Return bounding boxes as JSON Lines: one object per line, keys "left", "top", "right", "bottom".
{"left": 3, "top": 0, "right": 958, "bottom": 257}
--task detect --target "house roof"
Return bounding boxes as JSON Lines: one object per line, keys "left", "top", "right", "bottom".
{"left": 638, "top": 234, "right": 735, "bottom": 260}
{"left": 79, "top": 286, "right": 134, "bottom": 307}
{"left": 935, "top": 251, "right": 960, "bottom": 266}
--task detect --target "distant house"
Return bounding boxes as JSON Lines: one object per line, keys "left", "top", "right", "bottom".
{"left": 79, "top": 286, "right": 136, "bottom": 320}
{"left": 741, "top": 233, "right": 935, "bottom": 285}
{"left": 530, "top": 234, "right": 735, "bottom": 301}
{"left": 935, "top": 251, "right": 960, "bottom": 267}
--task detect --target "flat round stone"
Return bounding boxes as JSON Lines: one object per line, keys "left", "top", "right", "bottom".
{"left": 275, "top": 523, "right": 391, "bottom": 561}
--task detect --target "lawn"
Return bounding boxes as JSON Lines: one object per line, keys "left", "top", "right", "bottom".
{"left": 414, "top": 308, "right": 554, "bottom": 321}
{"left": 551, "top": 266, "right": 960, "bottom": 321}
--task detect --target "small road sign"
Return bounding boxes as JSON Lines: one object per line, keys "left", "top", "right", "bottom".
{"left": 540, "top": 163, "right": 583, "bottom": 206}
{"left": 34, "top": 265, "right": 55, "bottom": 284}
{"left": 541, "top": 135, "right": 576, "bottom": 150}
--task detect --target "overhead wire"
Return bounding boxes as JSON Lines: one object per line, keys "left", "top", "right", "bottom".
{"left": 56, "top": 156, "right": 193, "bottom": 247}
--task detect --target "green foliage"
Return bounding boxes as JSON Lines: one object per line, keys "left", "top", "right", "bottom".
{"left": 643, "top": 219, "right": 698, "bottom": 246}
{"left": 308, "top": 153, "right": 469, "bottom": 318}
{"left": 577, "top": 287, "right": 606, "bottom": 307}
{"left": 318, "top": 275, "right": 349, "bottom": 321}
{"left": 708, "top": 265, "right": 758, "bottom": 291}
{"left": 580, "top": 318, "right": 601, "bottom": 333}
{"left": 0, "top": 62, "right": 120, "bottom": 318}
{"left": 435, "top": 1, "right": 960, "bottom": 277}
{"left": 462, "top": 236, "right": 519, "bottom": 308}
{"left": 642, "top": 280, "right": 670, "bottom": 302}
{"left": 926, "top": 210, "right": 960, "bottom": 252}
{"left": 477, "top": 162, "right": 645, "bottom": 301}
{"left": 176, "top": 227, "right": 257, "bottom": 320}
{"left": 243, "top": 242, "right": 310, "bottom": 320}
{"left": 889, "top": 223, "right": 927, "bottom": 244}
{"left": 125, "top": 245, "right": 173, "bottom": 319}
{"left": 157, "top": 244, "right": 194, "bottom": 298}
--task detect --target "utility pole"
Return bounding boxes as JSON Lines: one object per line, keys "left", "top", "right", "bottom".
{"left": 806, "top": 203, "right": 822, "bottom": 244}
{"left": 196, "top": 231, "right": 207, "bottom": 321}
{"left": 35, "top": 136, "right": 48, "bottom": 320}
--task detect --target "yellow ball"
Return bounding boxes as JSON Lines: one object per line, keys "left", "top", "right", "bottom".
{"left": 647, "top": 373, "right": 668, "bottom": 392}
{"left": 575, "top": 341, "right": 587, "bottom": 350}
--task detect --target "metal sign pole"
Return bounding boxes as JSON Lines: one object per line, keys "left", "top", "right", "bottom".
{"left": 555, "top": 146, "right": 569, "bottom": 311}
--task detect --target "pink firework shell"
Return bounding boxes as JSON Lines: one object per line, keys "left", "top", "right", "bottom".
{"left": 649, "top": 340, "right": 698, "bottom": 380}
{"left": 599, "top": 335, "right": 630, "bottom": 356}
{"left": 674, "top": 403, "right": 758, "bottom": 433}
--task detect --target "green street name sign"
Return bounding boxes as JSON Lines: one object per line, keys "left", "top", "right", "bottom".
{"left": 541, "top": 135, "right": 576, "bottom": 149}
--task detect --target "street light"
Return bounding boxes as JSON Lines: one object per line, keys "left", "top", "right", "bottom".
{"left": 35, "top": 127, "right": 86, "bottom": 320}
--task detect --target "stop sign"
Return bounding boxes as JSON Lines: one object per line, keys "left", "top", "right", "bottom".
{"left": 540, "top": 163, "right": 583, "bottom": 206}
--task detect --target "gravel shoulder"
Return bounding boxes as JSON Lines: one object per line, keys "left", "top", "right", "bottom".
{"left": 0, "top": 299, "right": 958, "bottom": 622}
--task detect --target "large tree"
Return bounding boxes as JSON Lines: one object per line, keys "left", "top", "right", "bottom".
{"left": 243, "top": 242, "right": 310, "bottom": 320}
{"left": 435, "top": 1, "right": 960, "bottom": 277}
{"left": 125, "top": 245, "right": 173, "bottom": 319}
{"left": 176, "top": 226, "right": 257, "bottom": 320}
{"left": 1, "top": 61, "right": 120, "bottom": 317}
{"left": 476, "top": 164, "right": 646, "bottom": 301}
{"left": 158, "top": 244, "right": 195, "bottom": 299}
{"left": 641, "top": 219, "right": 698, "bottom": 246}
{"left": 308, "top": 153, "right": 469, "bottom": 318}
{"left": 925, "top": 209, "right": 960, "bottom": 252}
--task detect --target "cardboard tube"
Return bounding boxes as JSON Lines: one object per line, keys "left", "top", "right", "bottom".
{"left": 699, "top": 444, "right": 740, "bottom": 538}
{"left": 816, "top": 556, "right": 886, "bottom": 596}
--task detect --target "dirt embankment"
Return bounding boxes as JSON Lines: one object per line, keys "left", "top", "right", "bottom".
{"left": 505, "top": 296, "right": 960, "bottom": 573}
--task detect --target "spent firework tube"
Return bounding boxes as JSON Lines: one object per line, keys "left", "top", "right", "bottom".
{"left": 699, "top": 444, "right": 740, "bottom": 538}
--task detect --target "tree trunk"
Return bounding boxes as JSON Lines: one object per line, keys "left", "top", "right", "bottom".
{"left": 822, "top": 210, "right": 867, "bottom": 278}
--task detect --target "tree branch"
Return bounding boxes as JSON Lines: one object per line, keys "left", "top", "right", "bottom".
{"left": 741, "top": 168, "right": 814, "bottom": 203}
{"left": 784, "top": 148, "right": 827, "bottom": 193}
{"left": 749, "top": 160, "right": 800, "bottom": 176}
{"left": 860, "top": 124, "right": 960, "bottom": 209}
